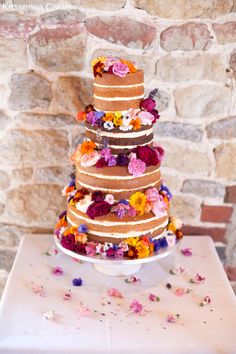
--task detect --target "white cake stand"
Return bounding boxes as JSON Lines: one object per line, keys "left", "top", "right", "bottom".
{"left": 54, "top": 235, "right": 180, "bottom": 276}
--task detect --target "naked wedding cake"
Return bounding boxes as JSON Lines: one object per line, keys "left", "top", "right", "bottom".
{"left": 54, "top": 56, "right": 183, "bottom": 259}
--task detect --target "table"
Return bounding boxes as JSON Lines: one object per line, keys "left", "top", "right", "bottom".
{"left": 0, "top": 234, "right": 236, "bottom": 354}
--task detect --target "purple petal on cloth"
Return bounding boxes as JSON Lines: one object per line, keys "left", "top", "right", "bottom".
{"left": 181, "top": 248, "right": 193, "bottom": 256}
{"left": 72, "top": 278, "right": 83, "bottom": 286}
{"left": 45, "top": 246, "right": 58, "bottom": 256}
{"left": 51, "top": 266, "right": 63, "bottom": 275}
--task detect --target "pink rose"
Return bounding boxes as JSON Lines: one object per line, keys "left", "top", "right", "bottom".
{"left": 145, "top": 188, "right": 159, "bottom": 202}
{"left": 151, "top": 195, "right": 168, "bottom": 217}
{"left": 112, "top": 62, "right": 129, "bottom": 77}
{"left": 80, "top": 151, "right": 101, "bottom": 167}
{"left": 138, "top": 111, "right": 154, "bottom": 125}
{"left": 104, "top": 56, "right": 118, "bottom": 71}
{"left": 128, "top": 158, "right": 146, "bottom": 177}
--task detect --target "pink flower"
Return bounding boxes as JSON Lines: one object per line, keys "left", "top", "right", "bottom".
{"left": 191, "top": 273, "right": 206, "bottom": 284}
{"left": 85, "top": 242, "right": 97, "bottom": 257}
{"left": 104, "top": 56, "right": 118, "bottom": 71}
{"left": 181, "top": 248, "right": 192, "bottom": 256}
{"left": 127, "top": 206, "right": 137, "bottom": 217}
{"left": 31, "top": 282, "right": 45, "bottom": 297}
{"left": 151, "top": 195, "right": 168, "bottom": 217}
{"left": 200, "top": 295, "right": 211, "bottom": 306}
{"left": 174, "top": 288, "right": 189, "bottom": 296}
{"left": 105, "top": 194, "right": 115, "bottom": 205}
{"left": 107, "top": 288, "right": 123, "bottom": 298}
{"left": 149, "top": 293, "right": 160, "bottom": 302}
{"left": 128, "top": 158, "right": 146, "bottom": 177}
{"left": 138, "top": 111, "right": 154, "bottom": 125}
{"left": 101, "top": 148, "right": 112, "bottom": 162}
{"left": 112, "top": 62, "right": 129, "bottom": 77}
{"left": 166, "top": 313, "right": 180, "bottom": 323}
{"left": 125, "top": 276, "right": 141, "bottom": 284}
{"left": 145, "top": 187, "right": 159, "bottom": 202}
{"left": 115, "top": 248, "right": 124, "bottom": 258}
{"left": 129, "top": 299, "right": 143, "bottom": 314}
{"left": 80, "top": 151, "right": 101, "bottom": 167}
{"left": 51, "top": 266, "right": 63, "bottom": 275}
{"left": 77, "top": 302, "right": 91, "bottom": 317}
{"left": 45, "top": 246, "right": 58, "bottom": 256}
{"left": 63, "top": 289, "right": 72, "bottom": 300}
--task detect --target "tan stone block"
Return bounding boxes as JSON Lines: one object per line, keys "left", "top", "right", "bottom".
{"left": 0, "top": 38, "right": 27, "bottom": 72}
{"left": 157, "top": 53, "right": 226, "bottom": 82}
{"left": 213, "top": 22, "right": 236, "bottom": 44}
{"left": 0, "top": 170, "right": 10, "bottom": 189}
{"left": 161, "top": 141, "right": 211, "bottom": 175}
{"left": 33, "top": 166, "right": 73, "bottom": 185}
{"left": 169, "top": 194, "right": 200, "bottom": 221}
{"left": 214, "top": 143, "right": 236, "bottom": 179}
{"left": 161, "top": 173, "right": 182, "bottom": 192}
{"left": 174, "top": 84, "right": 231, "bottom": 118}
{"left": 0, "top": 129, "right": 69, "bottom": 166}
{"left": 4, "top": 184, "right": 66, "bottom": 227}
{"left": 134, "top": 0, "right": 233, "bottom": 19}
{"left": 11, "top": 168, "right": 33, "bottom": 184}
{"left": 54, "top": 77, "right": 93, "bottom": 115}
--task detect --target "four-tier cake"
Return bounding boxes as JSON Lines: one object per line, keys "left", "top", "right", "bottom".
{"left": 54, "top": 56, "right": 183, "bottom": 260}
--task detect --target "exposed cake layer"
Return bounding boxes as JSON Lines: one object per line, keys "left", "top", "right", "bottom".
{"left": 93, "top": 70, "right": 144, "bottom": 111}
{"left": 85, "top": 124, "right": 154, "bottom": 154}
{"left": 76, "top": 164, "right": 161, "bottom": 199}
{"left": 67, "top": 204, "right": 168, "bottom": 244}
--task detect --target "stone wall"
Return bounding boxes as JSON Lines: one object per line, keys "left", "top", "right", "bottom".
{"left": 0, "top": 0, "right": 236, "bottom": 295}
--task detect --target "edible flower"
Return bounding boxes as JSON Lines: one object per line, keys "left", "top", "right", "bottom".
{"left": 129, "top": 299, "right": 143, "bottom": 314}
{"left": 200, "top": 296, "right": 211, "bottom": 306}
{"left": 129, "top": 192, "right": 146, "bottom": 216}
{"left": 189, "top": 273, "right": 206, "bottom": 284}
{"left": 80, "top": 140, "right": 96, "bottom": 155}
{"left": 149, "top": 293, "right": 160, "bottom": 302}
{"left": 51, "top": 266, "right": 63, "bottom": 275}
{"left": 166, "top": 313, "right": 180, "bottom": 323}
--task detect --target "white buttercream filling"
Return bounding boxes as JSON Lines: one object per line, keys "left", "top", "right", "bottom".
{"left": 94, "top": 94, "right": 144, "bottom": 101}
{"left": 76, "top": 167, "right": 160, "bottom": 180}
{"left": 76, "top": 179, "right": 161, "bottom": 192}
{"left": 67, "top": 215, "right": 168, "bottom": 238}
{"left": 85, "top": 127, "right": 153, "bottom": 138}
{"left": 68, "top": 208, "right": 167, "bottom": 226}
{"left": 93, "top": 83, "right": 144, "bottom": 88}
{"left": 94, "top": 139, "right": 153, "bottom": 150}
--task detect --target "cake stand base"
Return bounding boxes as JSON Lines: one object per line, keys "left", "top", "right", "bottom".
{"left": 93, "top": 263, "right": 141, "bottom": 276}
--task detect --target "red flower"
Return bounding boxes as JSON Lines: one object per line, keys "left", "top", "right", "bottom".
{"left": 92, "top": 191, "right": 104, "bottom": 202}
{"left": 86, "top": 201, "right": 111, "bottom": 219}
{"left": 96, "top": 157, "right": 108, "bottom": 168}
{"left": 61, "top": 234, "right": 75, "bottom": 251}
{"left": 135, "top": 145, "right": 160, "bottom": 166}
{"left": 140, "top": 97, "right": 156, "bottom": 111}
{"left": 93, "top": 61, "right": 104, "bottom": 77}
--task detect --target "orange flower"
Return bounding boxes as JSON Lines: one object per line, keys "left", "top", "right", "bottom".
{"left": 103, "top": 112, "right": 114, "bottom": 122}
{"left": 76, "top": 111, "right": 86, "bottom": 122}
{"left": 120, "top": 59, "right": 137, "bottom": 73}
{"left": 80, "top": 140, "right": 96, "bottom": 155}
{"left": 144, "top": 200, "right": 152, "bottom": 213}
{"left": 75, "top": 233, "right": 88, "bottom": 244}
{"left": 66, "top": 185, "right": 75, "bottom": 194}
{"left": 131, "top": 117, "right": 141, "bottom": 130}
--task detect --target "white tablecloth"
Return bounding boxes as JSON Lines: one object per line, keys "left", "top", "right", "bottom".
{"left": 0, "top": 234, "right": 235, "bottom": 354}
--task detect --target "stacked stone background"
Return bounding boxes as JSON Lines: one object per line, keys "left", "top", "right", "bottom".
{"left": 0, "top": 0, "right": 236, "bottom": 296}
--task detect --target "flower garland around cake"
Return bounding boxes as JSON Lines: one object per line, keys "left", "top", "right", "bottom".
{"left": 61, "top": 176, "right": 172, "bottom": 220}
{"left": 54, "top": 210, "right": 183, "bottom": 260}
{"left": 71, "top": 142, "right": 164, "bottom": 176}
{"left": 76, "top": 90, "right": 160, "bottom": 131}
{"left": 91, "top": 56, "right": 137, "bottom": 78}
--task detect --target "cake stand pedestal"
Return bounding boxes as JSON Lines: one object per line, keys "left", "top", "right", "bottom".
{"left": 54, "top": 235, "right": 178, "bottom": 276}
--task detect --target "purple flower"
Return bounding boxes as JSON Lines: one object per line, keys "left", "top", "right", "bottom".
{"left": 72, "top": 278, "right": 83, "bottom": 286}
{"left": 78, "top": 224, "right": 88, "bottom": 233}
{"left": 101, "top": 148, "right": 112, "bottom": 162}
{"left": 61, "top": 234, "right": 75, "bottom": 251}
{"left": 159, "top": 237, "right": 168, "bottom": 248}
{"left": 94, "top": 111, "right": 105, "bottom": 119}
{"left": 86, "top": 111, "right": 97, "bottom": 126}
{"left": 153, "top": 239, "right": 160, "bottom": 252}
{"left": 115, "top": 248, "right": 124, "bottom": 258}
{"left": 108, "top": 155, "right": 117, "bottom": 166}
{"left": 160, "top": 184, "right": 172, "bottom": 200}
{"left": 113, "top": 203, "right": 129, "bottom": 218}
{"left": 117, "top": 154, "right": 129, "bottom": 166}
{"left": 54, "top": 228, "right": 60, "bottom": 238}
{"left": 51, "top": 266, "right": 63, "bottom": 275}
{"left": 127, "top": 206, "right": 137, "bottom": 217}
{"left": 112, "top": 62, "right": 129, "bottom": 77}
{"left": 119, "top": 199, "right": 129, "bottom": 205}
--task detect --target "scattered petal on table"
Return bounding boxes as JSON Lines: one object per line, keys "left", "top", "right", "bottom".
{"left": 129, "top": 299, "right": 143, "bottom": 314}
{"left": 107, "top": 288, "right": 123, "bottom": 298}
{"left": 200, "top": 296, "right": 211, "bottom": 306}
{"left": 77, "top": 302, "right": 90, "bottom": 317}
{"left": 181, "top": 248, "right": 192, "bottom": 256}
{"left": 189, "top": 273, "right": 206, "bottom": 284}
{"left": 125, "top": 276, "right": 141, "bottom": 284}
{"left": 43, "top": 310, "right": 55, "bottom": 321}
{"left": 45, "top": 246, "right": 58, "bottom": 256}
{"left": 174, "top": 287, "right": 190, "bottom": 296}
{"left": 149, "top": 293, "right": 160, "bottom": 302}
{"left": 72, "top": 278, "right": 83, "bottom": 286}
{"left": 31, "top": 282, "right": 45, "bottom": 297}
{"left": 166, "top": 282, "right": 172, "bottom": 289}
{"left": 51, "top": 266, "right": 63, "bottom": 275}
{"left": 63, "top": 289, "right": 72, "bottom": 300}
{"left": 169, "top": 266, "right": 186, "bottom": 275}
{"left": 166, "top": 313, "right": 180, "bottom": 323}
